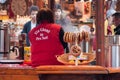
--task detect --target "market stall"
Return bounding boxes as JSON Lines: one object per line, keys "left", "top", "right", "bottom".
{"left": 0, "top": 0, "right": 120, "bottom": 80}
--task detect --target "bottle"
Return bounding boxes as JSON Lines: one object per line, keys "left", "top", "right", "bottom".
{"left": 24, "top": 47, "right": 31, "bottom": 65}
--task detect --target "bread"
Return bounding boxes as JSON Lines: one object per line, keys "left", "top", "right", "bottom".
{"left": 64, "top": 31, "right": 90, "bottom": 43}
{"left": 85, "top": 32, "right": 90, "bottom": 41}
{"left": 70, "top": 45, "right": 81, "bottom": 57}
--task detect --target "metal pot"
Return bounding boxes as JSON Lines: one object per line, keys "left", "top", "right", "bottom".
{"left": 105, "top": 35, "right": 120, "bottom": 67}
{"left": 0, "top": 23, "right": 10, "bottom": 59}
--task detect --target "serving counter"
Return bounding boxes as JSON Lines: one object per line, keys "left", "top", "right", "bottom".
{"left": 36, "top": 65, "right": 108, "bottom": 80}
{"left": 106, "top": 68, "right": 120, "bottom": 80}
{"left": 0, "top": 64, "right": 39, "bottom": 80}
{"left": 0, "top": 64, "right": 120, "bottom": 80}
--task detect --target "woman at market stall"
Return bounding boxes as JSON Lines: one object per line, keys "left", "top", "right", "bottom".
{"left": 29, "top": 8, "right": 68, "bottom": 67}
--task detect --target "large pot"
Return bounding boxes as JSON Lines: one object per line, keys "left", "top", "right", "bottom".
{"left": 0, "top": 23, "right": 10, "bottom": 59}
{"left": 0, "top": 28, "right": 4, "bottom": 52}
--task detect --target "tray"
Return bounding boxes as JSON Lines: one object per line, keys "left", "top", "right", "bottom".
{"left": 0, "top": 60, "right": 24, "bottom": 64}
{"left": 57, "top": 53, "right": 96, "bottom": 65}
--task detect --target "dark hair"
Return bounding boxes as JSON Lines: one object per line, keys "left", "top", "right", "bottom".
{"left": 37, "top": 8, "right": 54, "bottom": 24}
{"left": 54, "top": 4, "right": 62, "bottom": 10}
{"left": 54, "top": 4, "right": 62, "bottom": 12}
{"left": 113, "top": 12, "right": 120, "bottom": 18}
{"left": 29, "top": 5, "right": 39, "bottom": 14}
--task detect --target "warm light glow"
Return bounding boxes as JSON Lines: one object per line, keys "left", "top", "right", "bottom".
{"left": 81, "top": 0, "right": 84, "bottom": 2}
{"left": 89, "top": 0, "right": 92, "bottom": 2}
{"left": 105, "top": 0, "right": 117, "bottom": 1}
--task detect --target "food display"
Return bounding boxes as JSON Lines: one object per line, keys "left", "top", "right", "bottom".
{"left": 57, "top": 30, "right": 95, "bottom": 65}
{"left": 64, "top": 31, "right": 90, "bottom": 58}
{"left": 63, "top": 31, "right": 90, "bottom": 43}
{"left": 70, "top": 45, "right": 81, "bottom": 57}
{"left": 57, "top": 53, "right": 95, "bottom": 65}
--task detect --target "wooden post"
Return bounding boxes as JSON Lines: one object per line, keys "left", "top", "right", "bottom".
{"left": 95, "top": 0, "right": 105, "bottom": 66}
{"left": 49, "top": 0, "right": 55, "bottom": 11}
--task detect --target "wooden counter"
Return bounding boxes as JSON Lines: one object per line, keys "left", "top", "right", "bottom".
{"left": 106, "top": 68, "right": 120, "bottom": 80}
{"left": 0, "top": 64, "right": 120, "bottom": 80}
{"left": 107, "top": 68, "right": 120, "bottom": 73}
{"left": 35, "top": 65, "right": 108, "bottom": 80}
{"left": 0, "top": 64, "right": 39, "bottom": 80}
{"left": 35, "top": 65, "right": 108, "bottom": 74}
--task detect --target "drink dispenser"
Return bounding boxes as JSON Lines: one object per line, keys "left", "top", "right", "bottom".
{"left": 0, "top": 23, "right": 10, "bottom": 59}
{"left": 105, "top": 35, "right": 120, "bottom": 67}
{"left": 0, "top": 27, "right": 4, "bottom": 53}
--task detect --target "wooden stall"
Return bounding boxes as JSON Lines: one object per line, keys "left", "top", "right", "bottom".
{"left": 0, "top": 65, "right": 109, "bottom": 80}
{"left": 0, "top": 0, "right": 120, "bottom": 80}
{"left": 0, "top": 64, "right": 39, "bottom": 80}
{"left": 36, "top": 65, "right": 108, "bottom": 80}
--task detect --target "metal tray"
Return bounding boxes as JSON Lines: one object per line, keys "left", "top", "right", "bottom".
{"left": 0, "top": 60, "right": 23, "bottom": 64}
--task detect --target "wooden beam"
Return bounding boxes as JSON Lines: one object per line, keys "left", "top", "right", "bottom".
{"left": 95, "top": 0, "right": 105, "bottom": 66}
{"left": 49, "top": 0, "right": 55, "bottom": 11}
